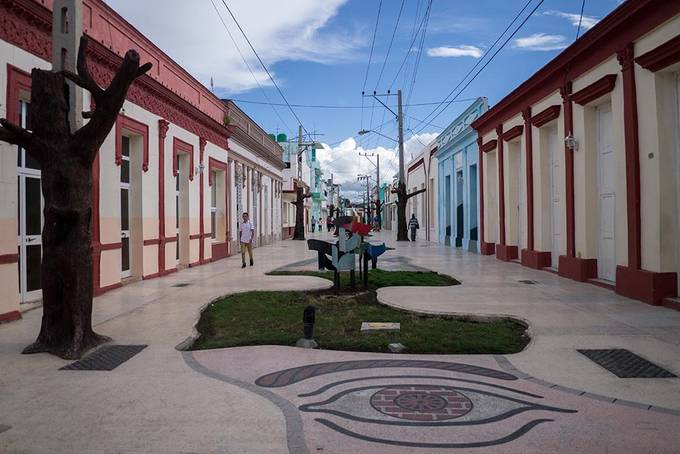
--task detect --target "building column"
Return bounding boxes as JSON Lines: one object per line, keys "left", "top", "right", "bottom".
{"left": 520, "top": 108, "right": 551, "bottom": 268}
{"left": 558, "top": 82, "right": 597, "bottom": 281}
{"left": 615, "top": 42, "right": 677, "bottom": 304}
{"left": 495, "top": 124, "right": 516, "bottom": 261}
{"left": 198, "top": 138, "right": 206, "bottom": 263}
{"left": 157, "top": 119, "right": 169, "bottom": 275}
{"left": 478, "top": 137, "right": 495, "bottom": 255}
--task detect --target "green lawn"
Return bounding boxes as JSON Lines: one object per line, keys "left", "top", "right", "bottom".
{"left": 267, "top": 269, "right": 460, "bottom": 289}
{"left": 191, "top": 271, "right": 529, "bottom": 354}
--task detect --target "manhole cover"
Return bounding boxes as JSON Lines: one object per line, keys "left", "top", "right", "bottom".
{"left": 518, "top": 280, "right": 537, "bottom": 284}
{"left": 60, "top": 345, "right": 147, "bottom": 371}
{"left": 172, "top": 283, "right": 190, "bottom": 287}
{"left": 578, "top": 349, "right": 676, "bottom": 378}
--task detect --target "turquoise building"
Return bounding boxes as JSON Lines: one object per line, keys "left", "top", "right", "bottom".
{"left": 436, "top": 97, "right": 488, "bottom": 251}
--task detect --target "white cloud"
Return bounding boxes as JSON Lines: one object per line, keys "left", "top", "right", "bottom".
{"left": 427, "top": 45, "right": 483, "bottom": 58}
{"left": 513, "top": 33, "right": 568, "bottom": 51}
{"left": 544, "top": 10, "right": 599, "bottom": 30}
{"left": 104, "top": 0, "right": 361, "bottom": 94}
{"left": 316, "top": 133, "right": 438, "bottom": 199}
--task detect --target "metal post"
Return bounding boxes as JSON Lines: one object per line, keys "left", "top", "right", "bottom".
{"left": 297, "top": 124, "right": 303, "bottom": 183}
{"left": 52, "top": 0, "right": 83, "bottom": 131}
{"left": 397, "top": 89, "right": 405, "bottom": 186}
{"left": 376, "top": 154, "right": 381, "bottom": 228}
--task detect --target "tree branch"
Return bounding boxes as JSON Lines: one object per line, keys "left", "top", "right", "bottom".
{"left": 406, "top": 188, "right": 426, "bottom": 200}
{"left": 0, "top": 119, "right": 34, "bottom": 149}
{"left": 63, "top": 36, "right": 105, "bottom": 102}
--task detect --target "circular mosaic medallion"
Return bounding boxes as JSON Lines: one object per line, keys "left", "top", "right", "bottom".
{"left": 370, "top": 385, "right": 473, "bottom": 421}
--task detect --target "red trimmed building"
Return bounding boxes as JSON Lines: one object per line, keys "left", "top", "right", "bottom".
{"left": 472, "top": 0, "right": 680, "bottom": 306}
{"left": 0, "top": 0, "right": 285, "bottom": 322}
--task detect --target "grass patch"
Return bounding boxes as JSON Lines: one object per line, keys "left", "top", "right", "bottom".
{"left": 267, "top": 269, "right": 460, "bottom": 289}
{"left": 192, "top": 271, "right": 529, "bottom": 354}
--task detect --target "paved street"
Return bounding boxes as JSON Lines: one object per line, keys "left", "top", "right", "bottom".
{"left": 1, "top": 232, "right": 680, "bottom": 453}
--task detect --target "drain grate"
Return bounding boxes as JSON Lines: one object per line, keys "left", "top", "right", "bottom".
{"left": 172, "top": 283, "right": 190, "bottom": 287}
{"left": 60, "top": 345, "right": 147, "bottom": 371}
{"left": 518, "top": 280, "right": 537, "bottom": 284}
{"left": 578, "top": 349, "right": 676, "bottom": 378}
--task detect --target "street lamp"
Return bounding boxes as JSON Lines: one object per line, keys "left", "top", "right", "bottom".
{"left": 358, "top": 129, "right": 398, "bottom": 143}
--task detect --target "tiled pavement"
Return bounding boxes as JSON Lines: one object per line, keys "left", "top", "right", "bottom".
{"left": 1, "top": 232, "right": 679, "bottom": 453}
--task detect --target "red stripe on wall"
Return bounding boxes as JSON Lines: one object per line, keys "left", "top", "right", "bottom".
{"left": 560, "top": 82, "right": 576, "bottom": 257}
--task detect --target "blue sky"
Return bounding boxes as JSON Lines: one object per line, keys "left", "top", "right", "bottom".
{"left": 107, "top": 0, "right": 623, "bottom": 195}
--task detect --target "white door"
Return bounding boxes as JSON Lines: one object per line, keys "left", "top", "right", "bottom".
{"left": 597, "top": 102, "right": 616, "bottom": 282}
{"left": 120, "top": 136, "right": 131, "bottom": 278}
{"left": 175, "top": 170, "right": 180, "bottom": 264}
{"left": 549, "top": 126, "right": 561, "bottom": 268}
{"left": 675, "top": 72, "right": 680, "bottom": 294}
{"left": 17, "top": 99, "right": 43, "bottom": 303}
{"left": 517, "top": 148, "right": 524, "bottom": 250}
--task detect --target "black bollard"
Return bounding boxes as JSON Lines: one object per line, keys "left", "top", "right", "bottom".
{"left": 296, "top": 306, "right": 318, "bottom": 348}
{"left": 303, "top": 306, "right": 315, "bottom": 339}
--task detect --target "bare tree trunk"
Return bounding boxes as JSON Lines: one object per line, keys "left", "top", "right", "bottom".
{"left": 395, "top": 182, "right": 425, "bottom": 242}
{"left": 0, "top": 37, "right": 151, "bottom": 359}
{"left": 293, "top": 186, "right": 310, "bottom": 240}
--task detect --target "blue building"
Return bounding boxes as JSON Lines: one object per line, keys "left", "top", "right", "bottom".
{"left": 436, "top": 98, "right": 488, "bottom": 251}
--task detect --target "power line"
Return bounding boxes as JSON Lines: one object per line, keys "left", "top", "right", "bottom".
{"left": 576, "top": 0, "right": 586, "bottom": 39}
{"left": 389, "top": 0, "right": 429, "bottom": 89}
{"left": 219, "top": 0, "right": 310, "bottom": 136}
{"left": 374, "top": 0, "right": 406, "bottom": 90}
{"left": 209, "top": 0, "right": 293, "bottom": 135}
{"left": 361, "top": 0, "right": 383, "bottom": 137}
{"left": 229, "top": 98, "right": 478, "bottom": 109}
{"left": 362, "top": 0, "right": 383, "bottom": 93}
{"left": 412, "top": 0, "right": 539, "bottom": 134}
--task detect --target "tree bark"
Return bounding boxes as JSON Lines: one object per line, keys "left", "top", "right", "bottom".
{"left": 293, "top": 186, "right": 310, "bottom": 240}
{"left": 395, "top": 183, "right": 426, "bottom": 241}
{"left": 0, "top": 36, "right": 151, "bottom": 359}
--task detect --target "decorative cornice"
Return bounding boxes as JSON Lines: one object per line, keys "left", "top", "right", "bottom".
{"left": 521, "top": 107, "right": 532, "bottom": 123}
{"left": 158, "top": 119, "right": 170, "bottom": 139}
{"left": 407, "top": 158, "right": 425, "bottom": 173}
{"left": 530, "top": 105, "right": 561, "bottom": 127}
{"left": 616, "top": 42, "right": 635, "bottom": 70}
{"left": 0, "top": 0, "right": 231, "bottom": 151}
{"left": 470, "top": 0, "right": 680, "bottom": 135}
{"left": 635, "top": 35, "right": 680, "bottom": 72}
{"left": 480, "top": 140, "right": 498, "bottom": 153}
{"left": 208, "top": 157, "right": 228, "bottom": 186}
{"left": 173, "top": 137, "right": 194, "bottom": 181}
{"left": 501, "top": 125, "right": 524, "bottom": 142}
{"left": 559, "top": 81, "right": 573, "bottom": 101}
{"left": 571, "top": 74, "right": 617, "bottom": 105}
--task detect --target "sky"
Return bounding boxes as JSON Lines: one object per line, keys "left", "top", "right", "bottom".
{"left": 105, "top": 0, "right": 623, "bottom": 199}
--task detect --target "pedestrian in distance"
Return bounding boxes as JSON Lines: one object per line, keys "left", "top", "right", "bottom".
{"left": 311, "top": 216, "right": 316, "bottom": 232}
{"left": 409, "top": 213, "right": 420, "bottom": 241}
{"left": 239, "top": 212, "right": 255, "bottom": 268}
{"left": 318, "top": 219, "right": 323, "bottom": 232}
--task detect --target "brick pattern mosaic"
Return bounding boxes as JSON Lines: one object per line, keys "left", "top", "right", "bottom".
{"left": 370, "top": 385, "right": 473, "bottom": 421}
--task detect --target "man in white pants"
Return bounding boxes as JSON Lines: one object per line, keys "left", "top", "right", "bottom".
{"left": 240, "top": 212, "right": 255, "bottom": 268}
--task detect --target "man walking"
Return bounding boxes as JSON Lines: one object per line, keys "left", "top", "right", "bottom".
{"left": 240, "top": 212, "right": 254, "bottom": 268}
{"left": 311, "top": 216, "right": 316, "bottom": 233}
{"left": 409, "top": 213, "right": 420, "bottom": 242}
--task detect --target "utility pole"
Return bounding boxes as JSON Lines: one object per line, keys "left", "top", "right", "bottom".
{"left": 53, "top": 0, "right": 83, "bottom": 131}
{"left": 397, "top": 89, "right": 404, "bottom": 187}
{"left": 359, "top": 89, "right": 417, "bottom": 240}
{"left": 292, "top": 124, "right": 322, "bottom": 240}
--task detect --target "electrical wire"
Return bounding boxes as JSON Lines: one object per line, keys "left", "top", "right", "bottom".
{"left": 229, "top": 98, "right": 478, "bottom": 109}
{"left": 361, "top": 0, "right": 384, "bottom": 139}
{"left": 209, "top": 0, "right": 293, "bottom": 135}
{"left": 374, "top": 0, "right": 407, "bottom": 90}
{"left": 576, "top": 0, "right": 586, "bottom": 39}
{"left": 219, "top": 0, "right": 310, "bottom": 137}
{"left": 411, "top": 0, "right": 539, "bottom": 134}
